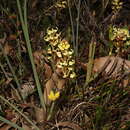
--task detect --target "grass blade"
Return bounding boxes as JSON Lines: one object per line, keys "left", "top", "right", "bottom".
{"left": 0, "top": 95, "right": 40, "bottom": 130}
{"left": 16, "top": 0, "right": 46, "bottom": 111}
{"left": 0, "top": 116, "right": 24, "bottom": 130}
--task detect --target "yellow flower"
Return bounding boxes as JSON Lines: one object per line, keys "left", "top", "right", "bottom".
{"left": 126, "top": 41, "right": 130, "bottom": 46}
{"left": 50, "top": 39, "right": 59, "bottom": 46}
{"left": 112, "top": 0, "right": 123, "bottom": 11}
{"left": 70, "top": 72, "right": 76, "bottom": 78}
{"left": 62, "top": 50, "right": 69, "bottom": 56}
{"left": 121, "top": 29, "right": 129, "bottom": 37}
{"left": 69, "top": 60, "right": 75, "bottom": 66}
{"left": 48, "top": 90, "right": 60, "bottom": 101}
{"left": 47, "top": 47, "right": 52, "bottom": 54}
{"left": 44, "top": 35, "right": 50, "bottom": 42}
{"left": 57, "top": 64, "right": 63, "bottom": 68}
{"left": 62, "top": 61, "right": 68, "bottom": 66}
{"left": 56, "top": 51, "right": 62, "bottom": 57}
{"left": 58, "top": 40, "right": 70, "bottom": 51}
{"left": 63, "top": 73, "right": 68, "bottom": 78}
{"left": 55, "top": 1, "right": 67, "bottom": 8}
{"left": 68, "top": 67, "right": 73, "bottom": 71}
{"left": 54, "top": 33, "right": 61, "bottom": 39}
{"left": 62, "top": 49, "right": 74, "bottom": 56}
{"left": 63, "top": 71, "right": 69, "bottom": 78}
{"left": 47, "top": 27, "right": 58, "bottom": 35}
{"left": 68, "top": 49, "right": 74, "bottom": 55}
{"left": 110, "top": 27, "right": 130, "bottom": 42}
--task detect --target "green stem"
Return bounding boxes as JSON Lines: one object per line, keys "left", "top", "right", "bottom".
{"left": 85, "top": 41, "right": 96, "bottom": 85}
{"left": 47, "top": 102, "right": 55, "bottom": 121}
{"left": 67, "top": 0, "right": 75, "bottom": 53}
{"left": 76, "top": 0, "right": 81, "bottom": 57}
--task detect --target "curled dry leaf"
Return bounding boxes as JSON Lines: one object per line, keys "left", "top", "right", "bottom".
{"left": 79, "top": 56, "right": 130, "bottom": 86}
{"left": 44, "top": 68, "right": 66, "bottom": 105}
{"left": 80, "top": 56, "right": 130, "bottom": 74}
{"left": 93, "top": 56, "right": 130, "bottom": 75}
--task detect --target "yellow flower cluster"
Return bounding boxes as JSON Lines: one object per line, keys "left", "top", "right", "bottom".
{"left": 109, "top": 26, "right": 130, "bottom": 53}
{"left": 44, "top": 27, "right": 61, "bottom": 46}
{"left": 44, "top": 27, "right": 76, "bottom": 79}
{"left": 111, "top": 0, "right": 123, "bottom": 12}
{"left": 55, "top": 1, "right": 67, "bottom": 8}
{"left": 48, "top": 90, "right": 60, "bottom": 101}
{"left": 110, "top": 26, "right": 130, "bottom": 42}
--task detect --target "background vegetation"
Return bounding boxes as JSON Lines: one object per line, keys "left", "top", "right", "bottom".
{"left": 0, "top": 0, "right": 130, "bottom": 130}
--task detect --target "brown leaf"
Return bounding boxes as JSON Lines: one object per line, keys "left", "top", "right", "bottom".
{"left": 34, "top": 107, "right": 46, "bottom": 123}
{"left": 79, "top": 56, "right": 130, "bottom": 86}
{"left": 33, "top": 50, "right": 44, "bottom": 67}
{"left": 31, "top": 0, "right": 38, "bottom": 8}
{"left": 55, "top": 121, "right": 82, "bottom": 130}
{"left": 22, "top": 123, "right": 32, "bottom": 130}
{"left": 5, "top": 78, "right": 12, "bottom": 85}
{"left": 93, "top": 56, "right": 130, "bottom": 78}
{"left": 79, "top": 56, "right": 130, "bottom": 76}
{"left": 8, "top": 34, "right": 17, "bottom": 40}
{"left": 3, "top": 43, "right": 13, "bottom": 55}
{"left": 20, "top": 82, "right": 35, "bottom": 99}
{"left": 5, "top": 109, "right": 15, "bottom": 120}
{"left": 44, "top": 63, "right": 52, "bottom": 79}
{"left": 43, "top": 69, "right": 66, "bottom": 105}
{"left": 8, "top": 14, "right": 17, "bottom": 19}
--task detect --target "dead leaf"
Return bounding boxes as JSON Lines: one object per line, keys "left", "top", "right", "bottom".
{"left": 92, "top": 56, "right": 130, "bottom": 75}
{"left": 22, "top": 122, "right": 32, "bottom": 130}
{"left": 5, "top": 109, "right": 16, "bottom": 120}
{"left": 79, "top": 56, "right": 130, "bottom": 86}
{"left": 44, "top": 63, "right": 52, "bottom": 79}
{"left": 8, "top": 14, "right": 17, "bottom": 19}
{"left": 31, "top": 0, "right": 38, "bottom": 8}
{"left": 34, "top": 107, "right": 46, "bottom": 123}
{"left": 20, "top": 82, "right": 35, "bottom": 99}
{"left": 79, "top": 56, "right": 130, "bottom": 72}
{"left": 55, "top": 121, "right": 82, "bottom": 130}
{"left": 5, "top": 78, "right": 12, "bottom": 85}
{"left": 8, "top": 34, "right": 17, "bottom": 40}
{"left": 33, "top": 50, "right": 52, "bottom": 79}
{"left": 33, "top": 50, "right": 44, "bottom": 67}
{"left": 44, "top": 68, "right": 66, "bottom": 105}
{"left": 121, "top": 108, "right": 130, "bottom": 122}
{"left": 3, "top": 43, "right": 13, "bottom": 55}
